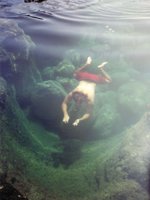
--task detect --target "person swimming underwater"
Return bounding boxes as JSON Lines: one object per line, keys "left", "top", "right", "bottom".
{"left": 61, "top": 56, "right": 112, "bottom": 126}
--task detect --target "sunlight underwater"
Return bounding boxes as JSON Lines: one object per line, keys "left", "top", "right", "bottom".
{"left": 0, "top": 0, "right": 150, "bottom": 200}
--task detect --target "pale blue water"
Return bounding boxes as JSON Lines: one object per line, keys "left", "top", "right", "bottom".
{"left": 1, "top": 1, "right": 150, "bottom": 199}
{"left": 1, "top": 0, "right": 150, "bottom": 68}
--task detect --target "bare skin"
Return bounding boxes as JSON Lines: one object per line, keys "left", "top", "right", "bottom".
{"left": 61, "top": 56, "right": 112, "bottom": 126}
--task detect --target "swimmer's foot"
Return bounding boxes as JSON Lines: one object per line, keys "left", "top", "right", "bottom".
{"left": 86, "top": 56, "right": 92, "bottom": 65}
{"left": 98, "top": 61, "right": 108, "bottom": 68}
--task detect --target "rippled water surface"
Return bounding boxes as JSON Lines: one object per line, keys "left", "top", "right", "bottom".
{"left": 1, "top": 0, "right": 150, "bottom": 68}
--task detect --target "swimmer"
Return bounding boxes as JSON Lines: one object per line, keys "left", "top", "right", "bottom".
{"left": 61, "top": 56, "right": 112, "bottom": 126}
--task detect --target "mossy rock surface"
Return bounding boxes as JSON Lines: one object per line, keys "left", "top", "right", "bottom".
{"left": 98, "top": 180, "right": 149, "bottom": 200}
{"left": 30, "top": 80, "right": 66, "bottom": 122}
{"left": 117, "top": 81, "right": 149, "bottom": 124}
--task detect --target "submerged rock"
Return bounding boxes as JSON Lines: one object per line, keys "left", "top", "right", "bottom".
{"left": 99, "top": 112, "right": 150, "bottom": 199}
{"left": 42, "top": 60, "right": 78, "bottom": 97}
{"left": 30, "top": 80, "right": 66, "bottom": 123}
{"left": 0, "top": 18, "right": 41, "bottom": 103}
{"left": 117, "top": 81, "right": 150, "bottom": 125}
{"left": 42, "top": 62, "right": 75, "bottom": 80}
{"left": 0, "top": 175, "right": 28, "bottom": 200}
{"left": 0, "top": 77, "right": 7, "bottom": 110}
{"left": 0, "top": 19, "right": 34, "bottom": 71}
{"left": 0, "top": 183, "right": 28, "bottom": 200}
{"left": 93, "top": 91, "right": 121, "bottom": 137}
{"left": 55, "top": 60, "right": 75, "bottom": 78}
{"left": 98, "top": 180, "right": 148, "bottom": 200}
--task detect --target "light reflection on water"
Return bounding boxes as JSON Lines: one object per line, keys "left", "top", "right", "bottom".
{"left": 0, "top": 0, "right": 150, "bottom": 68}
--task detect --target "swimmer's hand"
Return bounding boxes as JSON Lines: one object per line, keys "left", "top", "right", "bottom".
{"left": 62, "top": 114, "right": 70, "bottom": 124}
{"left": 86, "top": 56, "right": 92, "bottom": 65}
{"left": 73, "top": 119, "right": 80, "bottom": 126}
{"left": 98, "top": 61, "right": 108, "bottom": 68}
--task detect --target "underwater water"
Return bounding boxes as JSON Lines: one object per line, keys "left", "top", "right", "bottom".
{"left": 0, "top": 0, "right": 150, "bottom": 200}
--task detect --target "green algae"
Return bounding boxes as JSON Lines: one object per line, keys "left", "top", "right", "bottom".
{"left": 6, "top": 130, "right": 124, "bottom": 200}
{"left": 98, "top": 180, "right": 149, "bottom": 200}
{"left": 1, "top": 95, "right": 125, "bottom": 200}
{"left": 1, "top": 17, "right": 150, "bottom": 200}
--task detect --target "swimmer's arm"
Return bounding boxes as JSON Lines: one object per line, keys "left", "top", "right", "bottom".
{"left": 100, "top": 68, "right": 112, "bottom": 82}
{"left": 79, "top": 113, "right": 91, "bottom": 121}
{"left": 73, "top": 113, "right": 91, "bottom": 126}
{"left": 73, "top": 113, "right": 90, "bottom": 126}
{"left": 62, "top": 93, "right": 72, "bottom": 123}
{"left": 73, "top": 103, "right": 92, "bottom": 126}
{"left": 98, "top": 62, "right": 112, "bottom": 83}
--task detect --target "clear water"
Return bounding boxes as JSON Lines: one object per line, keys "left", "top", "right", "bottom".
{"left": 1, "top": 0, "right": 150, "bottom": 199}
{"left": 1, "top": 0, "right": 150, "bottom": 67}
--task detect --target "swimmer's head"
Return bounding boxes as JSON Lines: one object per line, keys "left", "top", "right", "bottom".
{"left": 73, "top": 92, "right": 87, "bottom": 105}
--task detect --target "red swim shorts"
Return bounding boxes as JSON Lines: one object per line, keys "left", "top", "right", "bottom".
{"left": 74, "top": 71, "right": 106, "bottom": 84}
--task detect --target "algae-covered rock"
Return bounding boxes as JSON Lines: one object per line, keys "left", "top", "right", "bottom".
{"left": 42, "top": 66, "right": 56, "bottom": 80}
{"left": 117, "top": 81, "right": 149, "bottom": 124}
{"left": 42, "top": 60, "right": 75, "bottom": 80}
{"left": 0, "top": 82, "right": 61, "bottom": 198}
{"left": 0, "top": 19, "right": 35, "bottom": 73}
{"left": 30, "top": 80, "right": 66, "bottom": 122}
{"left": 93, "top": 103, "right": 121, "bottom": 137}
{"left": 100, "top": 113, "right": 150, "bottom": 199}
{"left": 42, "top": 66, "right": 77, "bottom": 92}
{"left": 0, "top": 77, "right": 7, "bottom": 110}
{"left": 110, "top": 68, "right": 139, "bottom": 90}
{"left": 52, "top": 139, "right": 82, "bottom": 168}
{"left": 55, "top": 59, "right": 75, "bottom": 78}
{"left": 65, "top": 49, "right": 82, "bottom": 66}
{"left": 117, "top": 114, "right": 150, "bottom": 187}
{"left": 56, "top": 77, "right": 77, "bottom": 92}
{"left": 92, "top": 91, "right": 122, "bottom": 137}
{"left": 0, "top": 18, "right": 41, "bottom": 103}
{"left": 99, "top": 180, "right": 149, "bottom": 200}
{"left": 1, "top": 17, "right": 150, "bottom": 200}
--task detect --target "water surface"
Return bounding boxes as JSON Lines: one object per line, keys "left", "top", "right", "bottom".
{"left": 1, "top": 0, "right": 150, "bottom": 68}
